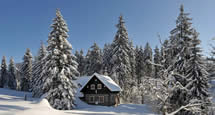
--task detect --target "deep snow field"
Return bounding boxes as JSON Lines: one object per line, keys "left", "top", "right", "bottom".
{"left": 0, "top": 88, "right": 154, "bottom": 115}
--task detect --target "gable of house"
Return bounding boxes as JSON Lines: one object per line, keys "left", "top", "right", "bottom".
{"left": 80, "top": 75, "right": 113, "bottom": 94}
{"left": 79, "top": 73, "right": 121, "bottom": 93}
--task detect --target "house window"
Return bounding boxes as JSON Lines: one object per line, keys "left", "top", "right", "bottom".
{"left": 97, "top": 84, "right": 102, "bottom": 90}
{"left": 90, "top": 84, "right": 95, "bottom": 90}
{"left": 99, "top": 96, "right": 104, "bottom": 103}
{"left": 89, "top": 96, "right": 94, "bottom": 103}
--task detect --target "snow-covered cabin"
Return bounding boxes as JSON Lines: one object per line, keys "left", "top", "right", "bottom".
{"left": 76, "top": 73, "right": 122, "bottom": 106}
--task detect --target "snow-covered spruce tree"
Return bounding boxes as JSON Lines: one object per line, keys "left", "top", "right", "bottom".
{"left": 102, "top": 43, "right": 112, "bottom": 75}
{"left": 14, "top": 63, "right": 24, "bottom": 91}
{"left": 169, "top": 5, "right": 195, "bottom": 77}
{"left": 153, "top": 46, "right": 161, "bottom": 78}
{"left": 84, "top": 43, "right": 102, "bottom": 76}
{"left": 207, "top": 40, "right": 215, "bottom": 114}
{"left": 185, "top": 31, "right": 212, "bottom": 113}
{"left": 142, "top": 51, "right": 203, "bottom": 115}
{"left": 32, "top": 41, "right": 47, "bottom": 97}
{"left": 135, "top": 46, "right": 145, "bottom": 85}
{"left": 134, "top": 46, "right": 146, "bottom": 104}
{"left": 127, "top": 40, "right": 138, "bottom": 103}
{"left": 109, "top": 15, "right": 133, "bottom": 102}
{"left": 42, "top": 9, "right": 79, "bottom": 110}
{"left": 143, "top": 42, "right": 153, "bottom": 77}
{"left": 8, "top": 57, "right": 17, "bottom": 90}
{"left": 21, "top": 48, "right": 33, "bottom": 91}
{"left": 206, "top": 58, "right": 215, "bottom": 80}
{"left": 141, "top": 71, "right": 203, "bottom": 115}
{"left": 160, "top": 39, "right": 172, "bottom": 69}
{"left": 167, "top": 5, "right": 198, "bottom": 114}
{"left": 129, "top": 40, "right": 137, "bottom": 81}
{"left": 74, "top": 49, "right": 85, "bottom": 76}
{"left": 1, "top": 56, "right": 8, "bottom": 88}
{"left": 84, "top": 50, "right": 90, "bottom": 75}
{"left": 207, "top": 40, "right": 215, "bottom": 79}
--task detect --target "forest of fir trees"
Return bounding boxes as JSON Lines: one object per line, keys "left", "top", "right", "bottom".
{"left": 0, "top": 5, "right": 215, "bottom": 115}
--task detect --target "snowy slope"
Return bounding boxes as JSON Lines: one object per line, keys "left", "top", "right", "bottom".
{"left": 0, "top": 88, "right": 155, "bottom": 115}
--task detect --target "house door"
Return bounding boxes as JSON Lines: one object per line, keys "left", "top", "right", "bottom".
{"left": 95, "top": 96, "right": 98, "bottom": 104}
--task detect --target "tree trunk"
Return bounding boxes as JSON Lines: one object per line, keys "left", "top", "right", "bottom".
{"left": 162, "top": 106, "right": 167, "bottom": 115}
{"left": 141, "top": 94, "right": 144, "bottom": 104}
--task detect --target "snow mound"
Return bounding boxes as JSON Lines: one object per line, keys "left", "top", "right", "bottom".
{"left": 37, "top": 99, "right": 53, "bottom": 109}
{"left": 15, "top": 99, "right": 63, "bottom": 115}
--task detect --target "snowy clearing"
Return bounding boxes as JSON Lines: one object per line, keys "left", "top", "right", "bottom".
{"left": 0, "top": 88, "right": 155, "bottom": 115}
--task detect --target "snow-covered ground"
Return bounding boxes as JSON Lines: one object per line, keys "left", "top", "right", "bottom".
{"left": 0, "top": 88, "right": 155, "bottom": 115}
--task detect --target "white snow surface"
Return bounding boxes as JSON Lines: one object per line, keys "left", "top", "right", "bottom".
{"left": 0, "top": 88, "right": 154, "bottom": 115}
{"left": 78, "top": 73, "right": 122, "bottom": 92}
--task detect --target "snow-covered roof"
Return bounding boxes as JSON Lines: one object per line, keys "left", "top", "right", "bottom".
{"left": 77, "top": 73, "right": 122, "bottom": 92}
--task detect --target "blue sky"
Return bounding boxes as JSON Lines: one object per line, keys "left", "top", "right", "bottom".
{"left": 0, "top": 0, "right": 215, "bottom": 62}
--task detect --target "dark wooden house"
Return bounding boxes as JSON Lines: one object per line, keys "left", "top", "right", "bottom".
{"left": 77, "top": 73, "right": 122, "bottom": 106}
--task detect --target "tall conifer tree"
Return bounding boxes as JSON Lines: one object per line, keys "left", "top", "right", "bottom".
{"left": 185, "top": 31, "right": 211, "bottom": 113}
{"left": 143, "top": 42, "right": 153, "bottom": 77}
{"left": 32, "top": 41, "right": 47, "bottom": 97}
{"left": 153, "top": 46, "right": 161, "bottom": 78}
{"left": 8, "top": 57, "right": 17, "bottom": 89}
{"left": 21, "top": 48, "right": 33, "bottom": 91}
{"left": 84, "top": 43, "right": 102, "bottom": 75}
{"left": 129, "top": 40, "right": 136, "bottom": 80}
{"left": 42, "top": 9, "right": 79, "bottom": 110}
{"left": 169, "top": 5, "right": 195, "bottom": 77}
{"left": 109, "top": 15, "right": 133, "bottom": 102}
{"left": 1, "top": 56, "right": 8, "bottom": 88}
{"left": 102, "top": 43, "right": 112, "bottom": 75}
{"left": 135, "top": 46, "right": 145, "bottom": 85}
{"left": 168, "top": 5, "right": 200, "bottom": 114}
{"left": 75, "top": 49, "right": 85, "bottom": 76}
